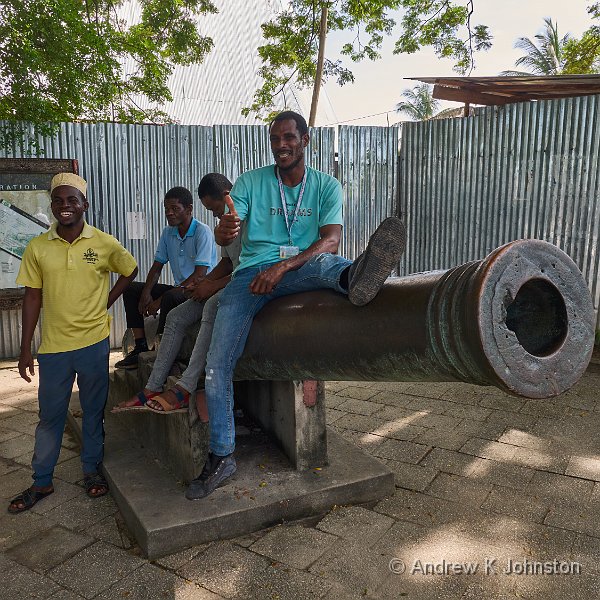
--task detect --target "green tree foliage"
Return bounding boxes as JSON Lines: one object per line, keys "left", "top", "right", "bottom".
{"left": 563, "top": 3, "right": 600, "bottom": 74}
{"left": 395, "top": 84, "right": 439, "bottom": 121}
{"left": 243, "top": 0, "right": 491, "bottom": 119}
{"left": 0, "top": 0, "right": 217, "bottom": 150}
{"left": 394, "top": 84, "right": 466, "bottom": 121}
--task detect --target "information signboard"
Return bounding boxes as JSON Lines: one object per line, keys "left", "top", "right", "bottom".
{"left": 0, "top": 199, "right": 50, "bottom": 259}
{"left": 0, "top": 158, "right": 78, "bottom": 306}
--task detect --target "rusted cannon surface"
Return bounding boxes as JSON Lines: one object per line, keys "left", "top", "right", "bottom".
{"left": 235, "top": 240, "right": 595, "bottom": 399}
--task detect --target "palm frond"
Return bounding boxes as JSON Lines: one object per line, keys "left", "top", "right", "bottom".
{"left": 506, "top": 18, "right": 570, "bottom": 76}
{"left": 395, "top": 84, "right": 439, "bottom": 121}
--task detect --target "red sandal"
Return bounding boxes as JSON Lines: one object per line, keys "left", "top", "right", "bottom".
{"left": 111, "top": 390, "right": 160, "bottom": 413}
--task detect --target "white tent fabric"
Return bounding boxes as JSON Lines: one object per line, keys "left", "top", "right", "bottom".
{"left": 118, "top": 0, "right": 337, "bottom": 126}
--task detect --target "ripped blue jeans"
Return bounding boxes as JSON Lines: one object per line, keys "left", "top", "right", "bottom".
{"left": 204, "top": 253, "right": 352, "bottom": 456}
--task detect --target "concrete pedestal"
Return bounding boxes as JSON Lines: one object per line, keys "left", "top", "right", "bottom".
{"left": 83, "top": 350, "right": 394, "bottom": 558}
{"left": 108, "top": 359, "right": 207, "bottom": 484}
{"left": 235, "top": 380, "right": 328, "bottom": 470}
{"left": 67, "top": 390, "right": 394, "bottom": 558}
{"left": 108, "top": 353, "right": 332, "bottom": 481}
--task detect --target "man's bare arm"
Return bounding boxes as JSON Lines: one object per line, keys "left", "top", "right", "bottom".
{"left": 179, "top": 265, "right": 209, "bottom": 288}
{"left": 18, "top": 287, "right": 42, "bottom": 382}
{"left": 186, "top": 258, "right": 234, "bottom": 301}
{"left": 108, "top": 266, "right": 138, "bottom": 309}
{"left": 249, "top": 224, "right": 342, "bottom": 295}
{"left": 138, "top": 261, "right": 164, "bottom": 315}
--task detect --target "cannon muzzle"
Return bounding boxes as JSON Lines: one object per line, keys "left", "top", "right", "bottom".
{"left": 235, "top": 240, "right": 595, "bottom": 398}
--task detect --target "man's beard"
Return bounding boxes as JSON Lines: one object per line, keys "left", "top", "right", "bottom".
{"left": 276, "top": 153, "right": 304, "bottom": 172}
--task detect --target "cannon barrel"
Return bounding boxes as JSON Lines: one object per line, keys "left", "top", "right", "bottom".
{"left": 235, "top": 240, "right": 595, "bottom": 399}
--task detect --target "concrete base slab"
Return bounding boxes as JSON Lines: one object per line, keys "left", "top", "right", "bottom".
{"left": 66, "top": 393, "right": 394, "bottom": 559}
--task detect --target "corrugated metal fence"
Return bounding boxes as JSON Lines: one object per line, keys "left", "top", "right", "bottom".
{"left": 0, "top": 122, "right": 398, "bottom": 357}
{"left": 5, "top": 95, "right": 598, "bottom": 360}
{"left": 399, "top": 95, "right": 600, "bottom": 318}
{"left": 338, "top": 125, "right": 400, "bottom": 262}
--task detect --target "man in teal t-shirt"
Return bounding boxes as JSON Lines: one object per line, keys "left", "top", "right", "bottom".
{"left": 185, "top": 111, "right": 406, "bottom": 501}
{"left": 231, "top": 164, "right": 343, "bottom": 271}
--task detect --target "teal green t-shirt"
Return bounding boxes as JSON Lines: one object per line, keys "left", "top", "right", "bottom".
{"left": 231, "top": 165, "right": 343, "bottom": 272}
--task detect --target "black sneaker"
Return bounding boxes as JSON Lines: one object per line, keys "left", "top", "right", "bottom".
{"left": 114, "top": 346, "right": 146, "bottom": 370}
{"left": 348, "top": 217, "right": 406, "bottom": 306}
{"left": 185, "top": 453, "right": 237, "bottom": 500}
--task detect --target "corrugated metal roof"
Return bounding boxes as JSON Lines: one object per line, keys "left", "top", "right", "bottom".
{"left": 410, "top": 75, "right": 600, "bottom": 106}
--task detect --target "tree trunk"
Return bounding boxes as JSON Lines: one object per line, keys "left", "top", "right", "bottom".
{"left": 309, "top": 5, "right": 328, "bottom": 127}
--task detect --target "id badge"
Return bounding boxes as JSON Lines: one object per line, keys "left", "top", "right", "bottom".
{"left": 280, "top": 245, "right": 300, "bottom": 259}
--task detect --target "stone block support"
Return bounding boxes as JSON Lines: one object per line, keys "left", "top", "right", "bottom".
{"left": 235, "top": 380, "right": 327, "bottom": 470}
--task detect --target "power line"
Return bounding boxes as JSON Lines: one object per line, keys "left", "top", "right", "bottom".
{"left": 321, "top": 109, "right": 397, "bottom": 126}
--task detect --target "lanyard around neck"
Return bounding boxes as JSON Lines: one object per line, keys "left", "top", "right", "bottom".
{"left": 277, "top": 167, "right": 307, "bottom": 245}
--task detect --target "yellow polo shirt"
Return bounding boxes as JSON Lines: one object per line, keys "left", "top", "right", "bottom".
{"left": 17, "top": 222, "right": 137, "bottom": 354}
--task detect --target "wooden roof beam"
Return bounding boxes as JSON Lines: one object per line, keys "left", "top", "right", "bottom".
{"left": 432, "top": 84, "right": 526, "bottom": 106}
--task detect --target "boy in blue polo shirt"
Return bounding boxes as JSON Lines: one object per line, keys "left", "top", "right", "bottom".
{"left": 116, "top": 186, "right": 217, "bottom": 369}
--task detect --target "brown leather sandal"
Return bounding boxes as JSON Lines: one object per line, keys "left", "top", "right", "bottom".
{"left": 147, "top": 387, "right": 190, "bottom": 414}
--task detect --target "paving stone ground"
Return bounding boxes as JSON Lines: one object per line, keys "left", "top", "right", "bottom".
{"left": 1, "top": 352, "right": 600, "bottom": 599}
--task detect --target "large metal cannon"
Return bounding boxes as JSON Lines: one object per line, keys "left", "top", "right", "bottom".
{"left": 104, "top": 239, "right": 596, "bottom": 558}
{"left": 236, "top": 239, "right": 595, "bottom": 399}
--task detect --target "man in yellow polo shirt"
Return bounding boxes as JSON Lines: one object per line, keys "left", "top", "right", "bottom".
{"left": 8, "top": 173, "right": 138, "bottom": 514}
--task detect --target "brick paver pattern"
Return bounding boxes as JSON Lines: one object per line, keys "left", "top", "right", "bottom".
{"left": 1, "top": 352, "right": 600, "bottom": 599}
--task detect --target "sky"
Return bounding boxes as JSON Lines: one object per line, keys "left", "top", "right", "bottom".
{"left": 315, "top": 0, "right": 594, "bottom": 127}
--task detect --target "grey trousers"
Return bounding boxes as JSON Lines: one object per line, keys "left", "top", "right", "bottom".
{"left": 145, "top": 291, "right": 221, "bottom": 394}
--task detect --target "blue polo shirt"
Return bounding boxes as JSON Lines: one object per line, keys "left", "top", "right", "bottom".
{"left": 154, "top": 218, "right": 217, "bottom": 285}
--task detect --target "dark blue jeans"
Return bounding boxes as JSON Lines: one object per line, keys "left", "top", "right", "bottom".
{"left": 33, "top": 337, "right": 109, "bottom": 487}
{"left": 204, "top": 253, "right": 352, "bottom": 456}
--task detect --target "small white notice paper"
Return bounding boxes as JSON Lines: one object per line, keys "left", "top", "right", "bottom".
{"left": 126, "top": 211, "right": 146, "bottom": 240}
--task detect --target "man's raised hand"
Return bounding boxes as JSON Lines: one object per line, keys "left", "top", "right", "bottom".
{"left": 215, "top": 193, "right": 241, "bottom": 245}
{"left": 224, "top": 193, "right": 238, "bottom": 218}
